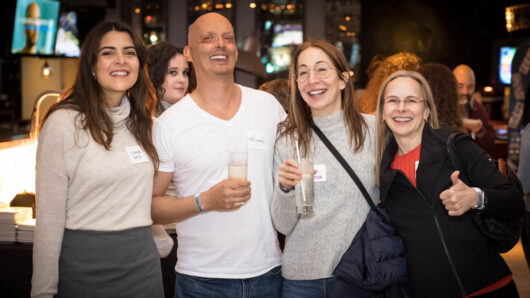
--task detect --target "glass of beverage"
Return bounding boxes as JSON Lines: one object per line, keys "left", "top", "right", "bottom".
{"left": 295, "top": 158, "right": 314, "bottom": 216}
{"left": 228, "top": 151, "right": 248, "bottom": 180}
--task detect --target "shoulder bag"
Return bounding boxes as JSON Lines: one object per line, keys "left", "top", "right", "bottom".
{"left": 446, "top": 132, "right": 522, "bottom": 253}
{"left": 312, "top": 122, "right": 408, "bottom": 297}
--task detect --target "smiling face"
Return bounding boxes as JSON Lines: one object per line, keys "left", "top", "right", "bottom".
{"left": 296, "top": 47, "right": 346, "bottom": 118}
{"left": 184, "top": 13, "right": 237, "bottom": 79}
{"left": 382, "top": 77, "right": 429, "bottom": 148}
{"left": 453, "top": 65, "right": 475, "bottom": 105}
{"left": 160, "top": 54, "right": 189, "bottom": 104}
{"left": 94, "top": 30, "right": 139, "bottom": 106}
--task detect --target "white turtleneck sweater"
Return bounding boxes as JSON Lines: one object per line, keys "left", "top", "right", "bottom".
{"left": 32, "top": 97, "right": 155, "bottom": 298}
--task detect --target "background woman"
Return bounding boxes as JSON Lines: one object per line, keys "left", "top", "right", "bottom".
{"left": 147, "top": 41, "right": 193, "bottom": 298}
{"left": 32, "top": 21, "right": 163, "bottom": 298}
{"left": 272, "top": 40, "right": 378, "bottom": 297}
{"left": 375, "top": 70, "right": 524, "bottom": 297}
{"left": 418, "top": 62, "right": 463, "bottom": 129}
{"left": 147, "top": 41, "right": 195, "bottom": 115}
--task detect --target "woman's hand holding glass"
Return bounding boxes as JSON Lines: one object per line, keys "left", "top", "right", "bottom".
{"left": 278, "top": 159, "right": 303, "bottom": 190}
{"left": 439, "top": 171, "right": 477, "bottom": 216}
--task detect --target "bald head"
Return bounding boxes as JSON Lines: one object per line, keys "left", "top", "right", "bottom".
{"left": 453, "top": 64, "right": 475, "bottom": 100}
{"left": 26, "top": 2, "right": 40, "bottom": 18}
{"left": 184, "top": 12, "right": 238, "bottom": 81}
{"left": 188, "top": 13, "right": 234, "bottom": 47}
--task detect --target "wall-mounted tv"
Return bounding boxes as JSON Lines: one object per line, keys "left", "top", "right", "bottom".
{"left": 55, "top": 11, "right": 80, "bottom": 57}
{"left": 271, "top": 23, "right": 303, "bottom": 48}
{"left": 499, "top": 46, "right": 516, "bottom": 85}
{"left": 10, "top": 0, "right": 60, "bottom": 56}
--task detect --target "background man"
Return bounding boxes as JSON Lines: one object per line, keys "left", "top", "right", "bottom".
{"left": 453, "top": 64, "right": 496, "bottom": 152}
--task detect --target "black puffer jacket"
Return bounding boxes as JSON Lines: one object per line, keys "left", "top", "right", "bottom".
{"left": 379, "top": 126, "right": 525, "bottom": 298}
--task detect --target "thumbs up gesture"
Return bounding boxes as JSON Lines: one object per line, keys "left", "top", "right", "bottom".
{"left": 439, "top": 171, "right": 476, "bottom": 216}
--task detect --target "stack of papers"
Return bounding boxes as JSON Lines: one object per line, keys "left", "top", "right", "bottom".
{"left": 0, "top": 206, "right": 32, "bottom": 243}
{"left": 17, "top": 218, "right": 36, "bottom": 243}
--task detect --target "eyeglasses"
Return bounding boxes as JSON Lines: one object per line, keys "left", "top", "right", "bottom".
{"left": 384, "top": 98, "right": 424, "bottom": 107}
{"left": 296, "top": 62, "right": 333, "bottom": 83}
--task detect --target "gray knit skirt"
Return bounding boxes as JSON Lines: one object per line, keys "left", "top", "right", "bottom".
{"left": 56, "top": 226, "right": 164, "bottom": 298}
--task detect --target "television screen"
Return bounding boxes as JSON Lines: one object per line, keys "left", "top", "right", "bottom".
{"left": 55, "top": 11, "right": 80, "bottom": 57}
{"left": 499, "top": 46, "right": 516, "bottom": 85}
{"left": 272, "top": 23, "right": 303, "bottom": 48}
{"left": 10, "top": 0, "right": 60, "bottom": 55}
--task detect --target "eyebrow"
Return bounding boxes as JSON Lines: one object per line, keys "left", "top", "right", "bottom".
{"left": 98, "top": 46, "right": 136, "bottom": 52}
{"left": 298, "top": 60, "right": 327, "bottom": 68}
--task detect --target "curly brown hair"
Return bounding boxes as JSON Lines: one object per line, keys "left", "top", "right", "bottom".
{"left": 357, "top": 52, "right": 421, "bottom": 114}
{"left": 418, "top": 63, "right": 463, "bottom": 129}
{"left": 147, "top": 41, "right": 195, "bottom": 113}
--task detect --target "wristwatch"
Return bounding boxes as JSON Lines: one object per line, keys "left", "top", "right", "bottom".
{"left": 472, "top": 187, "right": 486, "bottom": 210}
{"left": 279, "top": 183, "right": 294, "bottom": 193}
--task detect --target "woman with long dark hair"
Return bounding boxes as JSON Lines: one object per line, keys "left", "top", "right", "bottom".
{"left": 32, "top": 21, "right": 163, "bottom": 298}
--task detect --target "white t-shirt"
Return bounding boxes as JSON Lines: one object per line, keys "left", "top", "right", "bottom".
{"left": 153, "top": 85, "right": 285, "bottom": 278}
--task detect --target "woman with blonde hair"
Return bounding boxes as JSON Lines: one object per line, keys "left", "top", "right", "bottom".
{"left": 375, "top": 70, "right": 524, "bottom": 297}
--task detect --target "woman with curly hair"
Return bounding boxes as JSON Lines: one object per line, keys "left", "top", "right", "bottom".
{"left": 357, "top": 52, "right": 421, "bottom": 114}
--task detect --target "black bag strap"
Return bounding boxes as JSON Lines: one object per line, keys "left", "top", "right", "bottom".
{"left": 446, "top": 132, "right": 463, "bottom": 172}
{"left": 311, "top": 121, "right": 380, "bottom": 215}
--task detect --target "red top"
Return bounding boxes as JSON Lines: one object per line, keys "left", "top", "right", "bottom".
{"left": 391, "top": 144, "right": 421, "bottom": 187}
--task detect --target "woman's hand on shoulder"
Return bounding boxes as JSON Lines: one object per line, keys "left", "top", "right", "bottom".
{"left": 439, "top": 171, "right": 476, "bottom": 216}
{"left": 278, "top": 159, "right": 302, "bottom": 190}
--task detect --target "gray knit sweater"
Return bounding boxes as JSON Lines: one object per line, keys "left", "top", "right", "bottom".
{"left": 271, "top": 111, "right": 378, "bottom": 280}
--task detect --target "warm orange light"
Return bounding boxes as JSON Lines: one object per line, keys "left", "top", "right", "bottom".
{"left": 194, "top": 5, "right": 200, "bottom": 11}
{"left": 338, "top": 25, "right": 347, "bottom": 31}
{"left": 135, "top": 8, "right": 141, "bottom": 14}
{"left": 201, "top": 3, "right": 208, "bottom": 9}
{"left": 250, "top": 2, "right": 256, "bottom": 8}
{"left": 483, "top": 86, "right": 494, "bottom": 93}
{"left": 226, "top": 3, "right": 232, "bottom": 9}
{"left": 0, "top": 139, "right": 37, "bottom": 204}
{"left": 345, "top": 16, "right": 351, "bottom": 21}
{"left": 215, "top": 4, "right": 223, "bottom": 9}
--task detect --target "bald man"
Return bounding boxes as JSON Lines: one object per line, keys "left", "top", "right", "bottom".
{"left": 453, "top": 64, "right": 496, "bottom": 152}
{"left": 152, "top": 13, "right": 284, "bottom": 297}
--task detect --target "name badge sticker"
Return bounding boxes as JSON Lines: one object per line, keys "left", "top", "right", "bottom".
{"left": 314, "top": 164, "right": 326, "bottom": 182}
{"left": 125, "top": 146, "right": 149, "bottom": 164}
{"left": 247, "top": 131, "right": 268, "bottom": 150}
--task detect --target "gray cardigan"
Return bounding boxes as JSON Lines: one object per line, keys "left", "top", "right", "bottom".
{"left": 271, "top": 111, "right": 379, "bottom": 280}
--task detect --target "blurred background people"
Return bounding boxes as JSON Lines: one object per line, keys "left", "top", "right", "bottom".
{"left": 453, "top": 64, "right": 496, "bottom": 152}
{"left": 357, "top": 52, "right": 421, "bottom": 114}
{"left": 375, "top": 70, "right": 524, "bottom": 297}
{"left": 147, "top": 40, "right": 194, "bottom": 298}
{"left": 272, "top": 40, "right": 378, "bottom": 297}
{"left": 418, "top": 63, "right": 463, "bottom": 129}
{"left": 32, "top": 21, "right": 163, "bottom": 298}
{"left": 259, "top": 78, "right": 290, "bottom": 112}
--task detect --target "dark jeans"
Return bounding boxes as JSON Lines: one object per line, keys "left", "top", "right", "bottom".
{"left": 175, "top": 266, "right": 282, "bottom": 298}
{"left": 282, "top": 277, "right": 336, "bottom": 298}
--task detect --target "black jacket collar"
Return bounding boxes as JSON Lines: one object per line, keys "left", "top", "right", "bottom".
{"left": 380, "top": 125, "right": 455, "bottom": 206}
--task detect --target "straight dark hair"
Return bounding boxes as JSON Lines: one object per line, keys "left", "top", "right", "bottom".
{"left": 43, "top": 21, "right": 159, "bottom": 167}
